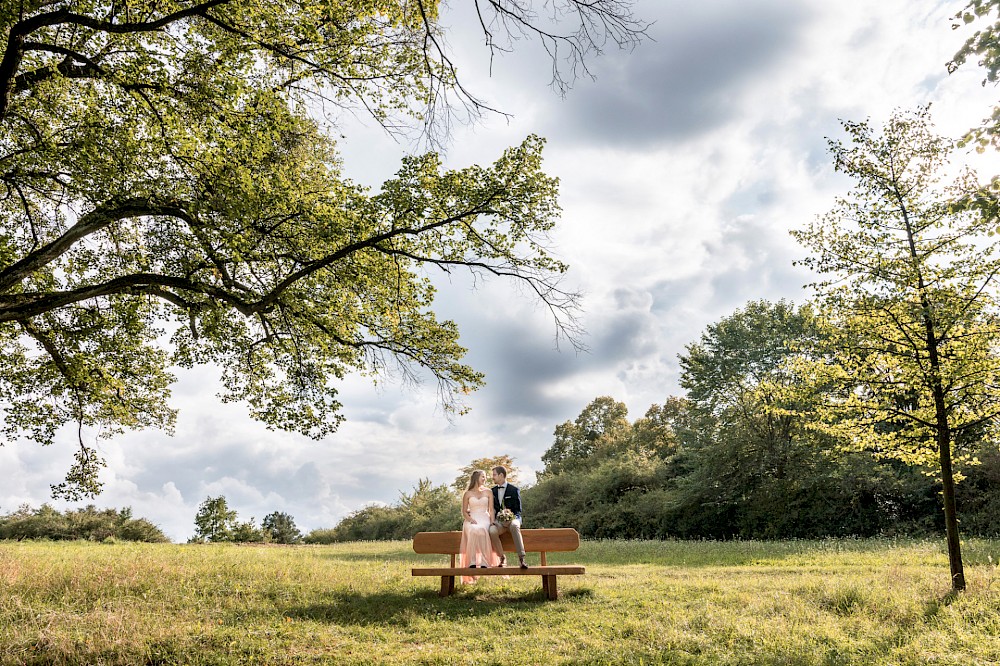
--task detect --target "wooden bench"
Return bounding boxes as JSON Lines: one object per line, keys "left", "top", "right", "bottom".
{"left": 411, "top": 527, "right": 585, "bottom": 600}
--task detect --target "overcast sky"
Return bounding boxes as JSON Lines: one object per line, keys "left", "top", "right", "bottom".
{"left": 4, "top": 0, "right": 1000, "bottom": 542}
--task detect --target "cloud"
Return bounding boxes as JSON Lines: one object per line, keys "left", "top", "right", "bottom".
{"left": 545, "top": 0, "right": 816, "bottom": 147}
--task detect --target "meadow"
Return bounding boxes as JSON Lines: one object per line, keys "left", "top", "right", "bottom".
{"left": 1, "top": 538, "right": 999, "bottom": 665}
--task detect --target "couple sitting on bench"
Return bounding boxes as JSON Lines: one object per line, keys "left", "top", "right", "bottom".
{"left": 412, "top": 472, "right": 584, "bottom": 598}
{"left": 460, "top": 466, "right": 525, "bottom": 582}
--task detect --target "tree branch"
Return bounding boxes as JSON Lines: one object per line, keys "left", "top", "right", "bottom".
{"left": 0, "top": 0, "right": 232, "bottom": 119}
{"left": 0, "top": 197, "right": 195, "bottom": 293}
{"left": 257, "top": 198, "right": 502, "bottom": 310}
{"left": 0, "top": 271, "right": 255, "bottom": 322}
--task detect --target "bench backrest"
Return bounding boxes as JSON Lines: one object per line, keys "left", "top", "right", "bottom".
{"left": 412, "top": 528, "right": 580, "bottom": 554}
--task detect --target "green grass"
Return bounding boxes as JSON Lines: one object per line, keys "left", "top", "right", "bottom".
{"left": 2, "top": 538, "right": 1000, "bottom": 665}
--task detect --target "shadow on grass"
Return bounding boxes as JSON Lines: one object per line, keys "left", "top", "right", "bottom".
{"left": 563, "top": 587, "right": 595, "bottom": 599}
{"left": 284, "top": 588, "right": 558, "bottom": 626}
{"left": 921, "top": 588, "right": 961, "bottom": 620}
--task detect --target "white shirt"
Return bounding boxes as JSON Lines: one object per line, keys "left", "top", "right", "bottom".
{"left": 496, "top": 483, "right": 507, "bottom": 505}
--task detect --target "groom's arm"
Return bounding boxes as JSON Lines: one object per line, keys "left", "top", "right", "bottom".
{"left": 511, "top": 486, "right": 523, "bottom": 519}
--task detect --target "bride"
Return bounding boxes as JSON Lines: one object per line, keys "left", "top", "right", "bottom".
{"left": 459, "top": 469, "right": 499, "bottom": 582}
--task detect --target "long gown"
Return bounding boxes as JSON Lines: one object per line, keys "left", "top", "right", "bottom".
{"left": 458, "top": 494, "right": 498, "bottom": 583}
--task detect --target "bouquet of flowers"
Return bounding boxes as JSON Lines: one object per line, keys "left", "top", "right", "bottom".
{"left": 496, "top": 507, "right": 515, "bottom": 525}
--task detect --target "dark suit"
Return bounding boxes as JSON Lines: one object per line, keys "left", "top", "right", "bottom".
{"left": 492, "top": 483, "right": 522, "bottom": 520}
{"left": 489, "top": 483, "right": 525, "bottom": 559}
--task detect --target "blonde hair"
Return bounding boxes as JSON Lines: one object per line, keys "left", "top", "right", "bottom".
{"left": 466, "top": 470, "right": 485, "bottom": 491}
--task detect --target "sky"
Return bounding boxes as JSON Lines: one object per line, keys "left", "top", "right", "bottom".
{"left": 4, "top": 0, "right": 1000, "bottom": 542}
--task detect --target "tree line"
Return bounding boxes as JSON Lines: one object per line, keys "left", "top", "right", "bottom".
{"left": 0, "top": 498, "right": 308, "bottom": 544}
{"left": 189, "top": 496, "right": 303, "bottom": 544}
{"left": 320, "top": 299, "right": 1000, "bottom": 546}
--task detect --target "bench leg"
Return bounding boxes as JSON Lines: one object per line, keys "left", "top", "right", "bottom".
{"left": 542, "top": 575, "right": 558, "bottom": 600}
{"left": 439, "top": 575, "right": 455, "bottom": 597}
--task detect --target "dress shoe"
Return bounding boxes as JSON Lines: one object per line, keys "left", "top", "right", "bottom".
{"left": 519, "top": 555, "right": 528, "bottom": 569}
{"left": 498, "top": 555, "right": 506, "bottom": 567}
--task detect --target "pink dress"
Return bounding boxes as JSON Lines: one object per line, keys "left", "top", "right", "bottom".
{"left": 459, "top": 494, "right": 498, "bottom": 583}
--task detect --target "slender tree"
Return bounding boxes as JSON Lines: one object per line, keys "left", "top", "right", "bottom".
{"left": 191, "top": 495, "right": 237, "bottom": 543}
{"left": 792, "top": 107, "right": 1000, "bottom": 591}
{"left": 0, "top": 1, "right": 646, "bottom": 497}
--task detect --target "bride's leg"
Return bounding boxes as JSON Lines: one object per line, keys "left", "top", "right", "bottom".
{"left": 477, "top": 527, "right": 490, "bottom": 567}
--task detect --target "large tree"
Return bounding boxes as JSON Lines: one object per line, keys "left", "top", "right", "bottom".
{"left": 676, "top": 300, "right": 858, "bottom": 538}
{"left": 792, "top": 108, "right": 1000, "bottom": 591}
{"left": 679, "top": 300, "right": 822, "bottom": 459}
{"left": 539, "top": 395, "right": 632, "bottom": 476}
{"left": 0, "top": 1, "right": 645, "bottom": 497}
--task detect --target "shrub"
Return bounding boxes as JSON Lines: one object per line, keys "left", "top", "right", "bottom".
{"left": 0, "top": 505, "right": 169, "bottom": 542}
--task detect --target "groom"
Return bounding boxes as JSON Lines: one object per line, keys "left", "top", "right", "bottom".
{"left": 488, "top": 465, "right": 527, "bottom": 568}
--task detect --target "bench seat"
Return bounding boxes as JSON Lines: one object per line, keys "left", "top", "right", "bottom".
{"left": 411, "top": 528, "right": 585, "bottom": 600}
{"left": 411, "top": 566, "right": 586, "bottom": 576}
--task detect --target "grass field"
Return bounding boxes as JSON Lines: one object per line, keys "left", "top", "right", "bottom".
{"left": 2, "top": 538, "right": 1000, "bottom": 665}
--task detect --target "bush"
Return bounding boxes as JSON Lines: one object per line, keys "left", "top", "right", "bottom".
{"left": 231, "top": 519, "right": 267, "bottom": 543}
{"left": 312, "top": 479, "right": 461, "bottom": 541}
{"left": 954, "top": 448, "right": 1000, "bottom": 537}
{"left": 526, "top": 452, "right": 671, "bottom": 539}
{"left": 0, "top": 505, "right": 169, "bottom": 542}
{"left": 303, "top": 528, "right": 338, "bottom": 544}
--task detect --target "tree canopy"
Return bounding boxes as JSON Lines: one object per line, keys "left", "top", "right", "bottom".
{"left": 950, "top": 0, "right": 1000, "bottom": 150}
{"left": 0, "top": 0, "right": 646, "bottom": 498}
{"left": 679, "top": 300, "right": 827, "bottom": 481}
{"left": 453, "top": 454, "right": 519, "bottom": 492}
{"left": 262, "top": 511, "right": 302, "bottom": 544}
{"left": 540, "top": 395, "right": 631, "bottom": 476}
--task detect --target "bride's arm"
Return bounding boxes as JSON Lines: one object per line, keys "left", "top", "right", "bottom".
{"left": 461, "top": 491, "right": 474, "bottom": 524}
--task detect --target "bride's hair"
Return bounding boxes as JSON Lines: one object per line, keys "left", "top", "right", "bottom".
{"left": 466, "top": 470, "right": 485, "bottom": 491}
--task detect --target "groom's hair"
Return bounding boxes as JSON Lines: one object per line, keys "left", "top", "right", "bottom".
{"left": 492, "top": 466, "right": 507, "bottom": 478}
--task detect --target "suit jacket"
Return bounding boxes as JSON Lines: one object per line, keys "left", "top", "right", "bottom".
{"left": 493, "top": 483, "right": 522, "bottom": 520}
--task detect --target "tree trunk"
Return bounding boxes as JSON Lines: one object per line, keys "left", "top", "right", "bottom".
{"left": 925, "top": 311, "right": 966, "bottom": 591}
{"left": 937, "top": 418, "right": 966, "bottom": 591}
{"left": 899, "top": 198, "right": 966, "bottom": 592}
